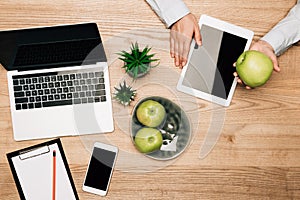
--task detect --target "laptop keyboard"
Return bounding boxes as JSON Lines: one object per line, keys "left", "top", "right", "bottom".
{"left": 12, "top": 70, "right": 107, "bottom": 110}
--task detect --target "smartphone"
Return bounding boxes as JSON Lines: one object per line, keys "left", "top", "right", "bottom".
{"left": 82, "top": 142, "right": 118, "bottom": 196}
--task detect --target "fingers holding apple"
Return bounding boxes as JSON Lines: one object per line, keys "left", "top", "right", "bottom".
{"left": 250, "top": 40, "right": 280, "bottom": 72}
{"left": 234, "top": 50, "right": 273, "bottom": 88}
{"left": 233, "top": 69, "right": 253, "bottom": 90}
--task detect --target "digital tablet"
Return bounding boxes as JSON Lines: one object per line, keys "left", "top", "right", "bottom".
{"left": 177, "top": 15, "right": 254, "bottom": 106}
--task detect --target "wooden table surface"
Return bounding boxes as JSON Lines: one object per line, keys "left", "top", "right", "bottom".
{"left": 1, "top": 0, "right": 300, "bottom": 199}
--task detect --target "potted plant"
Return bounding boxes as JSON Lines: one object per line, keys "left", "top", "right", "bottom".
{"left": 117, "top": 42, "right": 159, "bottom": 79}
{"left": 114, "top": 81, "right": 137, "bottom": 106}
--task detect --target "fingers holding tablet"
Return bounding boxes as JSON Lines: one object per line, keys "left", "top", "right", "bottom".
{"left": 170, "top": 13, "right": 202, "bottom": 68}
{"left": 177, "top": 15, "right": 254, "bottom": 106}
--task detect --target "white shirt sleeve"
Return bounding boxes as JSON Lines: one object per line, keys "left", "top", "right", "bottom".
{"left": 261, "top": 1, "right": 300, "bottom": 56}
{"left": 146, "top": 0, "right": 190, "bottom": 28}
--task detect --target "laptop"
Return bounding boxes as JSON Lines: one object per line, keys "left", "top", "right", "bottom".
{"left": 0, "top": 23, "right": 114, "bottom": 141}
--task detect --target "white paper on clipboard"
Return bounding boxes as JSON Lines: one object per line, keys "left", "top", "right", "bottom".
{"left": 7, "top": 139, "right": 78, "bottom": 200}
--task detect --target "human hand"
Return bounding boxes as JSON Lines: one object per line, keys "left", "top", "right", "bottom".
{"left": 233, "top": 40, "right": 279, "bottom": 89}
{"left": 250, "top": 40, "right": 280, "bottom": 72}
{"left": 170, "top": 13, "right": 202, "bottom": 68}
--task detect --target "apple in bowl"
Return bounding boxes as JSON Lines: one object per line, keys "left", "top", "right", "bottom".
{"left": 134, "top": 127, "right": 163, "bottom": 153}
{"left": 136, "top": 100, "right": 166, "bottom": 127}
{"left": 131, "top": 96, "right": 192, "bottom": 160}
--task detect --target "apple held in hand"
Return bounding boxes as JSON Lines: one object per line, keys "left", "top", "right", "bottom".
{"left": 236, "top": 50, "right": 273, "bottom": 88}
{"left": 136, "top": 100, "right": 166, "bottom": 127}
{"left": 134, "top": 127, "right": 163, "bottom": 153}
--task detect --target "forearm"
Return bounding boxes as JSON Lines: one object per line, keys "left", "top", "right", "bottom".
{"left": 146, "top": 0, "right": 190, "bottom": 28}
{"left": 261, "top": 3, "right": 300, "bottom": 55}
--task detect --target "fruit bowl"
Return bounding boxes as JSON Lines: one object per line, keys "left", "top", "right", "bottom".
{"left": 131, "top": 96, "right": 191, "bottom": 160}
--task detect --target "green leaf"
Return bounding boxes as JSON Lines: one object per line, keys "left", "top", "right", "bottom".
{"left": 113, "top": 80, "right": 137, "bottom": 106}
{"left": 139, "top": 47, "right": 151, "bottom": 60}
{"left": 140, "top": 49, "right": 149, "bottom": 59}
{"left": 134, "top": 51, "right": 139, "bottom": 59}
{"left": 151, "top": 60, "right": 160, "bottom": 67}
{"left": 126, "top": 62, "right": 136, "bottom": 70}
{"left": 133, "top": 65, "right": 139, "bottom": 78}
{"left": 139, "top": 64, "right": 149, "bottom": 72}
{"left": 134, "top": 42, "right": 139, "bottom": 50}
{"left": 150, "top": 58, "right": 160, "bottom": 62}
{"left": 117, "top": 42, "right": 160, "bottom": 79}
{"left": 121, "top": 58, "right": 135, "bottom": 64}
{"left": 120, "top": 51, "right": 135, "bottom": 60}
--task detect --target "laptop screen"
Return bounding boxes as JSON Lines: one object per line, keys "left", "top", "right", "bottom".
{"left": 0, "top": 23, "right": 106, "bottom": 71}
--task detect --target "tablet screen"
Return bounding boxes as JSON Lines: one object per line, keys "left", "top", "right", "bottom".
{"left": 181, "top": 24, "right": 247, "bottom": 99}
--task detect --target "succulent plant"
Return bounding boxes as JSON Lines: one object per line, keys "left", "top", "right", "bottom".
{"left": 117, "top": 42, "right": 159, "bottom": 79}
{"left": 114, "top": 81, "right": 137, "bottom": 106}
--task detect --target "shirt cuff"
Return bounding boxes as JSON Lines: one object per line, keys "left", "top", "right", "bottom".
{"left": 261, "top": 30, "right": 286, "bottom": 56}
{"left": 146, "top": 0, "right": 190, "bottom": 28}
{"left": 162, "top": 3, "right": 190, "bottom": 28}
{"left": 261, "top": 3, "right": 300, "bottom": 55}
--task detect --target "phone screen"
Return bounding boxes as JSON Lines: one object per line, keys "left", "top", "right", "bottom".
{"left": 84, "top": 147, "right": 116, "bottom": 191}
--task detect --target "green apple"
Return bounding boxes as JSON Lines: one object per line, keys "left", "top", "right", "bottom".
{"left": 136, "top": 100, "right": 166, "bottom": 127}
{"left": 134, "top": 127, "right": 163, "bottom": 153}
{"left": 236, "top": 50, "right": 273, "bottom": 88}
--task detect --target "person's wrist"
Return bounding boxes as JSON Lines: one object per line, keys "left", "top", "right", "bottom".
{"left": 258, "top": 40, "right": 275, "bottom": 53}
{"left": 169, "top": 13, "right": 191, "bottom": 30}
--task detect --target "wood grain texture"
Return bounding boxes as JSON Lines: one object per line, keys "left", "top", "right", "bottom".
{"left": 0, "top": 0, "right": 300, "bottom": 199}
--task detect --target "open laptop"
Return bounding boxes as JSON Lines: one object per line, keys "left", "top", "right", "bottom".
{"left": 0, "top": 23, "right": 114, "bottom": 141}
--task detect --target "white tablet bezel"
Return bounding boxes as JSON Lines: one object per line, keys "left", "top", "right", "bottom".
{"left": 82, "top": 142, "right": 118, "bottom": 196}
{"left": 177, "top": 14, "right": 254, "bottom": 106}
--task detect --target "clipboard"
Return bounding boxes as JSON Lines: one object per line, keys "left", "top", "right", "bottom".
{"left": 7, "top": 138, "right": 79, "bottom": 200}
